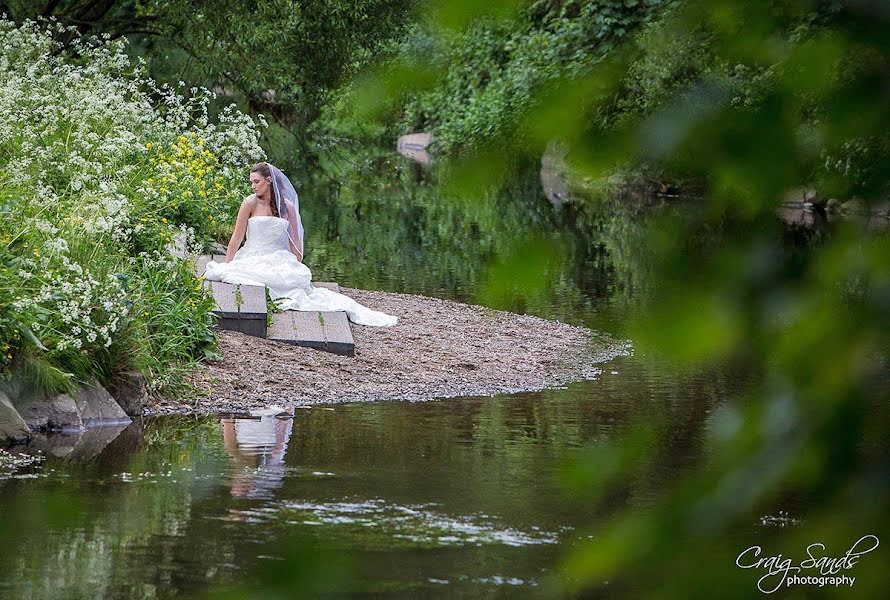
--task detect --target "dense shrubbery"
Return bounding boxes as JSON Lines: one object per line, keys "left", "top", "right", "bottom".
{"left": 0, "top": 18, "right": 265, "bottom": 397}
{"left": 319, "top": 1, "right": 671, "bottom": 153}
{"left": 325, "top": 0, "right": 886, "bottom": 201}
{"left": 587, "top": 0, "right": 890, "bottom": 195}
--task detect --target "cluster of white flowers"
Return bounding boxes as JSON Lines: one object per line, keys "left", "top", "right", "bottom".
{"left": 135, "top": 248, "right": 185, "bottom": 273}
{"left": 0, "top": 17, "right": 267, "bottom": 359}
{"left": 164, "top": 223, "right": 201, "bottom": 258}
{"left": 149, "top": 81, "right": 265, "bottom": 179}
{"left": 13, "top": 247, "right": 130, "bottom": 352}
{"left": 0, "top": 16, "right": 265, "bottom": 235}
{"left": 822, "top": 136, "right": 878, "bottom": 187}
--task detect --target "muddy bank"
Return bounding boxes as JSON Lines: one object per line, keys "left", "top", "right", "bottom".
{"left": 154, "top": 289, "right": 629, "bottom": 415}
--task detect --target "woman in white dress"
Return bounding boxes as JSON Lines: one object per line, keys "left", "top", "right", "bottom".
{"left": 204, "top": 162, "right": 397, "bottom": 327}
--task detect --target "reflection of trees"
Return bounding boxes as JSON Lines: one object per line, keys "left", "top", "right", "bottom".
{"left": 279, "top": 362, "right": 728, "bottom": 531}
{"left": 302, "top": 154, "right": 658, "bottom": 332}
{"left": 0, "top": 417, "right": 236, "bottom": 599}
{"left": 0, "top": 358, "right": 746, "bottom": 596}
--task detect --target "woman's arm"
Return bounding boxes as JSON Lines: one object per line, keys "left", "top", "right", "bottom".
{"left": 285, "top": 199, "right": 303, "bottom": 262}
{"left": 225, "top": 196, "right": 254, "bottom": 262}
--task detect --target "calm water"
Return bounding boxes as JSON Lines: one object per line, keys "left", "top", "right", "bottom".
{"left": 0, "top": 158, "right": 763, "bottom": 597}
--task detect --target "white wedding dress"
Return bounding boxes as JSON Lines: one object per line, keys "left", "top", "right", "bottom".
{"left": 204, "top": 216, "right": 397, "bottom": 327}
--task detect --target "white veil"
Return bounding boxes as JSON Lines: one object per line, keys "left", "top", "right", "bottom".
{"left": 268, "top": 163, "right": 304, "bottom": 260}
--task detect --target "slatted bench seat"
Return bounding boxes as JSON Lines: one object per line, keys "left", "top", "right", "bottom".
{"left": 191, "top": 254, "right": 355, "bottom": 356}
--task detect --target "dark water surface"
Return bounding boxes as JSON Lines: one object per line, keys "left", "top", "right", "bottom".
{"left": 2, "top": 357, "right": 748, "bottom": 598}
{"left": 1, "top": 161, "right": 763, "bottom": 597}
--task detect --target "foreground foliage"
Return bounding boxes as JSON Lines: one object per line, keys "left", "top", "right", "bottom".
{"left": 349, "top": 0, "right": 890, "bottom": 596}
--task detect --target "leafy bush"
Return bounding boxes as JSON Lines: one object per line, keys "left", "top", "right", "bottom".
{"left": 0, "top": 18, "right": 265, "bottom": 398}
{"left": 322, "top": 1, "right": 672, "bottom": 154}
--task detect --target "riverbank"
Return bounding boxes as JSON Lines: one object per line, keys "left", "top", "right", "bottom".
{"left": 155, "top": 289, "right": 630, "bottom": 415}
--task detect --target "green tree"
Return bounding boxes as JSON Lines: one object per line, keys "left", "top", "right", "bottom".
{"left": 2, "top": 0, "right": 417, "bottom": 160}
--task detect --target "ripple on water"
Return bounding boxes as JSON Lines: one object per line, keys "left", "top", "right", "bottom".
{"left": 223, "top": 498, "right": 566, "bottom": 549}
{"left": 0, "top": 449, "right": 46, "bottom": 480}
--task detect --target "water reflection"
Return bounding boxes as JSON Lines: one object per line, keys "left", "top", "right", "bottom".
{"left": 10, "top": 423, "right": 129, "bottom": 462}
{"left": 221, "top": 408, "right": 295, "bottom": 499}
{"left": 0, "top": 354, "right": 756, "bottom": 597}
{"left": 301, "top": 161, "right": 654, "bottom": 335}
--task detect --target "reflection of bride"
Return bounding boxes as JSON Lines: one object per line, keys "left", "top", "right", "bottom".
{"left": 221, "top": 408, "right": 295, "bottom": 499}
{"left": 204, "top": 162, "right": 397, "bottom": 327}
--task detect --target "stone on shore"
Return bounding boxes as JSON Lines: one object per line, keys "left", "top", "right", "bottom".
{"left": 106, "top": 371, "right": 149, "bottom": 417}
{"left": 13, "top": 380, "right": 131, "bottom": 433}
{"left": 1, "top": 391, "right": 30, "bottom": 445}
{"left": 74, "top": 381, "right": 132, "bottom": 426}
{"left": 541, "top": 140, "right": 574, "bottom": 206}
{"left": 397, "top": 132, "right": 433, "bottom": 165}
{"left": 15, "top": 391, "right": 82, "bottom": 432}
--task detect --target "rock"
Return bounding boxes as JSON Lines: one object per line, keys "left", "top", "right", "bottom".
{"left": 12, "top": 380, "right": 131, "bottom": 432}
{"left": 15, "top": 392, "right": 82, "bottom": 432}
{"left": 826, "top": 198, "right": 841, "bottom": 212}
{"left": 107, "top": 371, "right": 148, "bottom": 417}
{"left": 397, "top": 133, "right": 433, "bottom": 166}
{"left": 841, "top": 198, "right": 868, "bottom": 215}
{"left": 75, "top": 381, "right": 132, "bottom": 427}
{"left": 872, "top": 201, "right": 890, "bottom": 218}
{"left": 868, "top": 202, "right": 890, "bottom": 232}
{"left": 397, "top": 132, "right": 433, "bottom": 152}
{"left": 541, "top": 140, "right": 574, "bottom": 206}
{"left": 0, "top": 391, "right": 30, "bottom": 445}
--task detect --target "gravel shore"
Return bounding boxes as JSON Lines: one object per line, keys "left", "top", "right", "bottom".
{"left": 153, "top": 289, "right": 629, "bottom": 415}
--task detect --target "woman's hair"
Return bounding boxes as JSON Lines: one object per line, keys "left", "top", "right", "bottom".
{"left": 250, "top": 162, "right": 279, "bottom": 217}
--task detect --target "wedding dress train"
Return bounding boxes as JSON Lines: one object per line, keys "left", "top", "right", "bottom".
{"left": 204, "top": 216, "right": 397, "bottom": 327}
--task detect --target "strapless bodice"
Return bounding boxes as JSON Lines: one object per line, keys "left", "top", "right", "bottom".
{"left": 243, "top": 216, "right": 289, "bottom": 255}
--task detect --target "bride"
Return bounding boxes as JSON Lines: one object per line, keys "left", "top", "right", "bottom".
{"left": 204, "top": 162, "right": 397, "bottom": 327}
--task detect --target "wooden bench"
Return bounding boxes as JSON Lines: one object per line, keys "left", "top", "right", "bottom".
{"left": 194, "top": 255, "right": 267, "bottom": 337}
{"left": 267, "top": 282, "right": 356, "bottom": 356}
{"left": 192, "top": 255, "right": 355, "bottom": 356}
